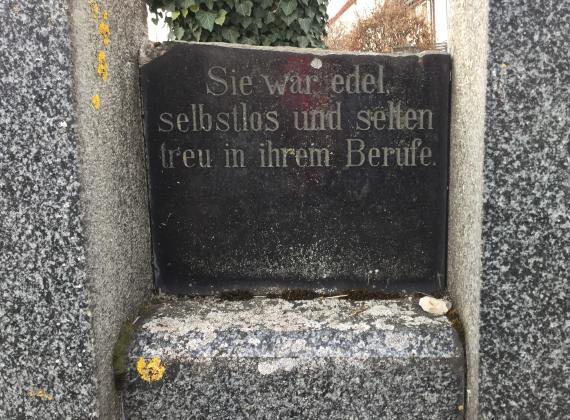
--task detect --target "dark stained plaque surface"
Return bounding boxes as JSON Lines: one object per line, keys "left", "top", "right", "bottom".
{"left": 140, "top": 42, "right": 450, "bottom": 295}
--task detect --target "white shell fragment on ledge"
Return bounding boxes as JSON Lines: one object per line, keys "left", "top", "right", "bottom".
{"left": 419, "top": 296, "right": 452, "bottom": 316}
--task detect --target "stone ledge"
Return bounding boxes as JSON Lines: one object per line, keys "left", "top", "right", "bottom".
{"left": 123, "top": 298, "right": 464, "bottom": 419}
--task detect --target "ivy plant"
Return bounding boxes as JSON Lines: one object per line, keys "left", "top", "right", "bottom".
{"left": 146, "top": 0, "right": 329, "bottom": 48}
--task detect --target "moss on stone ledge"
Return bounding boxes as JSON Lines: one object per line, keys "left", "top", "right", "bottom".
{"left": 112, "top": 320, "right": 135, "bottom": 388}
{"left": 113, "top": 302, "right": 158, "bottom": 388}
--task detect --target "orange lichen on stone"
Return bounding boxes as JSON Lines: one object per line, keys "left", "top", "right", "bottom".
{"left": 90, "top": 2, "right": 109, "bottom": 107}
{"left": 88, "top": 0, "right": 99, "bottom": 18}
{"left": 136, "top": 357, "right": 166, "bottom": 382}
{"left": 98, "top": 21, "right": 110, "bottom": 46}
{"left": 96, "top": 50, "right": 108, "bottom": 81}
{"left": 97, "top": 63, "right": 108, "bottom": 80}
{"left": 91, "top": 95, "right": 101, "bottom": 110}
{"left": 27, "top": 389, "right": 54, "bottom": 400}
{"left": 98, "top": 22, "right": 110, "bottom": 36}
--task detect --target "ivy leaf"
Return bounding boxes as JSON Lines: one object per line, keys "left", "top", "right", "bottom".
{"left": 171, "top": 10, "right": 181, "bottom": 20}
{"left": 280, "top": 0, "right": 297, "bottom": 16}
{"left": 298, "top": 17, "right": 311, "bottom": 33}
{"left": 173, "top": 26, "right": 185, "bottom": 39}
{"left": 241, "top": 36, "right": 256, "bottom": 45}
{"left": 282, "top": 12, "right": 297, "bottom": 26}
{"left": 260, "top": 0, "right": 273, "bottom": 8}
{"left": 215, "top": 9, "right": 227, "bottom": 25}
{"left": 296, "top": 35, "right": 309, "bottom": 48}
{"left": 189, "top": 4, "right": 200, "bottom": 12}
{"left": 235, "top": 0, "right": 253, "bottom": 16}
{"left": 179, "top": 0, "right": 195, "bottom": 7}
{"left": 261, "top": 33, "right": 278, "bottom": 45}
{"left": 239, "top": 16, "right": 253, "bottom": 28}
{"left": 221, "top": 27, "right": 240, "bottom": 43}
{"left": 205, "top": 0, "right": 215, "bottom": 10}
{"left": 264, "top": 12, "right": 275, "bottom": 24}
{"left": 163, "top": 1, "right": 177, "bottom": 12}
{"left": 253, "top": 7, "right": 266, "bottom": 18}
{"left": 196, "top": 10, "right": 217, "bottom": 31}
{"left": 181, "top": 8, "right": 188, "bottom": 17}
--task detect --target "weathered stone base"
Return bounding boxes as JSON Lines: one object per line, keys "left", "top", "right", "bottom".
{"left": 123, "top": 298, "right": 464, "bottom": 419}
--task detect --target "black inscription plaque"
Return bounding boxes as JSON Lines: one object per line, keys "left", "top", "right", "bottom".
{"left": 141, "top": 42, "right": 450, "bottom": 294}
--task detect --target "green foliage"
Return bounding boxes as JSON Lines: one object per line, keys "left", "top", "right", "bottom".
{"left": 146, "top": 0, "right": 329, "bottom": 48}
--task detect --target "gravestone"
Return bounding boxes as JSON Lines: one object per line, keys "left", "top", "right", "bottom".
{"left": 141, "top": 42, "right": 450, "bottom": 294}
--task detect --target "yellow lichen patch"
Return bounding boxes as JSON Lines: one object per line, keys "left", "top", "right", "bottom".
{"left": 98, "top": 21, "right": 110, "bottom": 37}
{"left": 27, "top": 389, "right": 54, "bottom": 401}
{"left": 88, "top": 0, "right": 99, "bottom": 18}
{"left": 96, "top": 51, "right": 108, "bottom": 81}
{"left": 98, "top": 21, "right": 111, "bottom": 46}
{"left": 97, "top": 63, "right": 108, "bottom": 81}
{"left": 136, "top": 357, "right": 166, "bottom": 382}
{"left": 91, "top": 95, "right": 101, "bottom": 110}
{"left": 90, "top": 2, "right": 109, "bottom": 107}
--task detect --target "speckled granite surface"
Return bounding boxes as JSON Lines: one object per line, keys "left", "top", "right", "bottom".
{"left": 478, "top": 1, "right": 570, "bottom": 418}
{"left": 447, "top": 1, "right": 488, "bottom": 417}
{"left": 70, "top": 1, "right": 152, "bottom": 417}
{"left": 124, "top": 299, "right": 465, "bottom": 419}
{"left": 0, "top": 1, "right": 97, "bottom": 418}
{"left": 0, "top": 1, "right": 151, "bottom": 418}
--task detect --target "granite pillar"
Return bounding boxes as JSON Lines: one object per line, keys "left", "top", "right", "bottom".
{"left": 448, "top": 0, "right": 569, "bottom": 417}
{"left": 0, "top": 1, "right": 152, "bottom": 418}
{"left": 478, "top": 1, "right": 569, "bottom": 417}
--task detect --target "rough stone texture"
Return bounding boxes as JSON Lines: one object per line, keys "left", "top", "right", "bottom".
{"left": 0, "top": 0, "right": 151, "bottom": 418}
{"left": 124, "top": 298, "right": 465, "bottom": 419}
{"left": 70, "top": 1, "right": 152, "bottom": 418}
{"left": 449, "top": 0, "right": 570, "bottom": 417}
{"left": 446, "top": 1, "right": 489, "bottom": 417}
{"left": 0, "top": 1, "right": 97, "bottom": 417}
{"left": 477, "top": 1, "right": 570, "bottom": 418}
